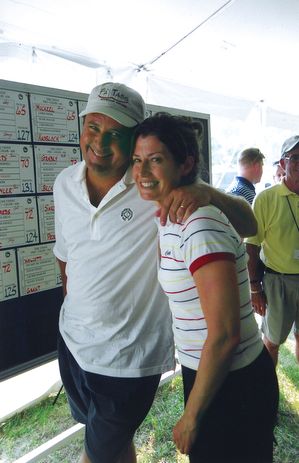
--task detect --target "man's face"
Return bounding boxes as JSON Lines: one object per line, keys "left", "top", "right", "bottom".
{"left": 80, "top": 113, "right": 132, "bottom": 179}
{"left": 252, "top": 161, "right": 264, "bottom": 184}
{"left": 281, "top": 146, "right": 299, "bottom": 193}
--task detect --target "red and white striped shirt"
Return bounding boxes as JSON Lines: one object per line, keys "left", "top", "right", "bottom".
{"left": 158, "top": 205, "right": 263, "bottom": 372}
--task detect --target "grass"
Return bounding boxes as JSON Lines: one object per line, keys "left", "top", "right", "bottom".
{"left": 273, "top": 340, "right": 299, "bottom": 463}
{"left": 135, "top": 376, "right": 187, "bottom": 463}
{"left": 0, "top": 339, "right": 298, "bottom": 463}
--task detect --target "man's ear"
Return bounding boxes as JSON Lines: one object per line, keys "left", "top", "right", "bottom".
{"left": 280, "top": 158, "right": 286, "bottom": 170}
{"left": 180, "top": 156, "right": 194, "bottom": 176}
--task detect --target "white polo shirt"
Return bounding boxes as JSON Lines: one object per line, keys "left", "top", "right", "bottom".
{"left": 53, "top": 161, "right": 175, "bottom": 377}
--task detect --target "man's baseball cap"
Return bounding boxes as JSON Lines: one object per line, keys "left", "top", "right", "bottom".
{"left": 281, "top": 135, "right": 299, "bottom": 157}
{"left": 79, "top": 82, "right": 145, "bottom": 127}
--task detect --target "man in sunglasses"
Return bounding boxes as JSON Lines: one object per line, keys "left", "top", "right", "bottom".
{"left": 246, "top": 135, "right": 299, "bottom": 367}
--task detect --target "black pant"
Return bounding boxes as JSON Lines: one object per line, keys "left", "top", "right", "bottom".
{"left": 182, "top": 347, "right": 279, "bottom": 463}
{"left": 57, "top": 335, "right": 161, "bottom": 463}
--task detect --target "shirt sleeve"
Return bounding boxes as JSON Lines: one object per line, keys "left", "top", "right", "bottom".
{"left": 245, "top": 192, "right": 266, "bottom": 246}
{"left": 180, "top": 207, "right": 238, "bottom": 274}
{"left": 53, "top": 174, "right": 67, "bottom": 262}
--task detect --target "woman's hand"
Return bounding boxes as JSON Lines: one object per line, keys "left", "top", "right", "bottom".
{"left": 173, "top": 414, "right": 198, "bottom": 455}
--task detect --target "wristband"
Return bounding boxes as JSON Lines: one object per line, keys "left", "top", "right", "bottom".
{"left": 250, "top": 289, "right": 262, "bottom": 294}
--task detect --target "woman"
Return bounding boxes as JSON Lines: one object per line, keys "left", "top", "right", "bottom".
{"left": 131, "top": 113, "right": 279, "bottom": 463}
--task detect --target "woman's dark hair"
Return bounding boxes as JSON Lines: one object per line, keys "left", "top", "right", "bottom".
{"left": 132, "top": 112, "right": 205, "bottom": 185}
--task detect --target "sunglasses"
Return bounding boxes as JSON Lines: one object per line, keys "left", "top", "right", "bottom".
{"left": 284, "top": 154, "right": 299, "bottom": 162}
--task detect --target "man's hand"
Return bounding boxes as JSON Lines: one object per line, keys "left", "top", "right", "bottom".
{"left": 158, "top": 182, "right": 257, "bottom": 237}
{"left": 158, "top": 183, "right": 212, "bottom": 225}
{"left": 251, "top": 290, "right": 267, "bottom": 316}
{"left": 246, "top": 244, "right": 267, "bottom": 316}
{"left": 173, "top": 415, "right": 197, "bottom": 455}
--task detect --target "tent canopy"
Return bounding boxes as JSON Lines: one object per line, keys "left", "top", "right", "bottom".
{"left": 1, "top": 0, "right": 299, "bottom": 127}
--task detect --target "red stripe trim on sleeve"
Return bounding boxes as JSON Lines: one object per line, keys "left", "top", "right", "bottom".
{"left": 189, "top": 252, "right": 235, "bottom": 275}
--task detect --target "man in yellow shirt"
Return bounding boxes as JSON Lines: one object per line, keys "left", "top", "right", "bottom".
{"left": 246, "top": 135, "right": 299, "bottom": 366}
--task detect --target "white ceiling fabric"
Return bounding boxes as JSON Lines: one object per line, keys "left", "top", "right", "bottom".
{"left": 0, "top": 0, "right": 299, "bottom": 129}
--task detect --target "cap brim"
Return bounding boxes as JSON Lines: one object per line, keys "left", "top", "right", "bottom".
{"left": 281, "top": 137, "right": 299, "bottom": 156}
{"left": 79, "top": 106, "right": 139, "bottom": 128}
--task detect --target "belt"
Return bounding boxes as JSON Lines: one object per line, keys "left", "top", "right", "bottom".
{"left": 265, "top": 266, "right": 299, "bottom": 276}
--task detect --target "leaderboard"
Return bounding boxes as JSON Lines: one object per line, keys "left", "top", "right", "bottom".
{"left": 0, "top": 87, "right": 84, "bottom": 302}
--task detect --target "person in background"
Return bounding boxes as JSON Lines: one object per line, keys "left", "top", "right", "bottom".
{"left": 132, "top": 113, "right": 278, "bottom": 463}
{"left": 272, "top": 160, "right": 285, "bottom": 184}
{"left": 246, "top": 135, "right": 299, "bottom": 367}
{"left": 53, "top": 83, "right": 257, "bottom": 463}
{"left": 227, "top": 147, "right": 265, "bottom": 204}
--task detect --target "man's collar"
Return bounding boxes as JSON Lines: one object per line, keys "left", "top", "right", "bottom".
{"left": 278, "top": 179, "right": 298, "bottom": 196}
{"left": 72, "top": 161, "right": 86, "bottom": 182}
{"left": 123, "top": 166, "right": 135, "bottom": 186}
{"left": 236, "top": 176, "right": 255, "bottom": 190}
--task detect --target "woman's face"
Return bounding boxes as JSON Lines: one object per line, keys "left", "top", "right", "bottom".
{"left": 132, "top": 134, "right": 186, "bottom": 203}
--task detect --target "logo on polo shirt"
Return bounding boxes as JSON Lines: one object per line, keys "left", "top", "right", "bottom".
{"left": 121, "top": 208, "right": 133, "bottom": 221}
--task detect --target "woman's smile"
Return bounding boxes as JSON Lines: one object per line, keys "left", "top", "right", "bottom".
{"left": 132, "top": 135, "right": 183, "bottom": 203}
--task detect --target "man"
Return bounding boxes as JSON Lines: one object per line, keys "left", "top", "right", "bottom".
{"left": 227, "top": 147, "right": 265, "bottom": 204}
{"left": 53, "top": 82, "right": 257, "bottom": 463}
{"left": 246, "top": 135, "right": 299, "bottom": 367}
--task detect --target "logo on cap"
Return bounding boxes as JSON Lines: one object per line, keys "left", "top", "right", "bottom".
{"left": 98, "top": 87, "right": 129, "bottom": 108}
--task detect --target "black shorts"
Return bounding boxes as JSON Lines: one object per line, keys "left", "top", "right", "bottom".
{"left": 182, "top": 347, "right": 279, "bottom": 463}
{"left": 58, "top": 335, "right": 161, "bottom": 463}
